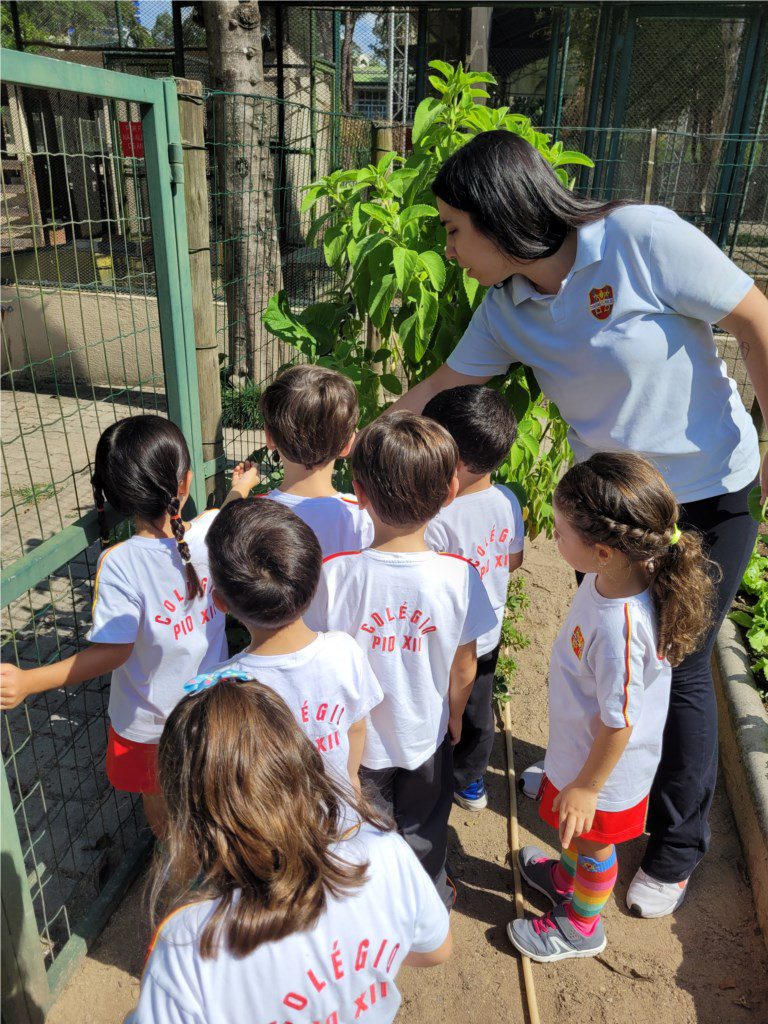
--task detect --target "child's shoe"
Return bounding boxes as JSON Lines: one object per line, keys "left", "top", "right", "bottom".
{"left": 519, "top": 760, "right": 545, "bottom": 798}
{"left": 507, "top": 904, "right": 606, "bottom": 962}
{"left": 454, "top": 777, "right": 487, "bottom": 811}
{"left": 626, "top": 867, "right": 688, "bottom": 918}
{"left": 518, "top": 846, "right": 573, "bottom": 906}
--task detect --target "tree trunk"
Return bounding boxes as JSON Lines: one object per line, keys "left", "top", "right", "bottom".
{"left": 203, "top": 0, "right": 283, "bottom": 380}
{"left": 341, "top": 12, "right": 359, "bottom": 114}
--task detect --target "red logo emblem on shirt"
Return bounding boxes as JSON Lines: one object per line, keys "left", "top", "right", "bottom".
{"left": 571, "top": 625, "right": 585, "bottom": 660}
{"left": 589, "top": 284, "right": 614, "bottom": 320}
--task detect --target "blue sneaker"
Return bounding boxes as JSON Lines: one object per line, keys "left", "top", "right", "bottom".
{"left": 454, "top": 777, "right": 487, "bottom": 811}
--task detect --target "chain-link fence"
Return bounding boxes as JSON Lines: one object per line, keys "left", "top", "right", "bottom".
{"left": 0, "top": 82, "right": 161, "bottom": 993}
{"left": 0, "top": 51, "right": 206, "bottom": 1014}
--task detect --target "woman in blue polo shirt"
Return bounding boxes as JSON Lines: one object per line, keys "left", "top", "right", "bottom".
{"left": 397, "top": 130, "right": 768, "bottom": 919}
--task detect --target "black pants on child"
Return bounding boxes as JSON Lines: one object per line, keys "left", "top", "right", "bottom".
{"left": 360, "top": 735, "right": 454, "bottom": 908}
{"left": 453, "top": 644, "right": 500, "bottom": 791}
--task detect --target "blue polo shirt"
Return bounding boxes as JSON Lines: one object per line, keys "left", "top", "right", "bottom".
{"left": 447, "top": 205, "right": 759, "bottom": 503}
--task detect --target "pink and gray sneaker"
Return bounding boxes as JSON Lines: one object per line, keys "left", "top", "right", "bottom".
{"left": 518, "top": 845, "right": 573, "bottom": 906}
{"left": 507, "top": 903, "right": 606, "bottom": 963}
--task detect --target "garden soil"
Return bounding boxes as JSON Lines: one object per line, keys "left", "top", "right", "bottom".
{"left": 47, "top": 536, "right": 768, "bottom": 1024}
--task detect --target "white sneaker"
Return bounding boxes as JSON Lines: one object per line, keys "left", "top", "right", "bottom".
{"left": 519, "top": 760, "right": 545, "bottom": 799}
{"left": 626, "top": 867, "right": 688, "bottom": 918}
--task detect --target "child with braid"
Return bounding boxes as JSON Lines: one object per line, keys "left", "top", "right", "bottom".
{"left": 508, "top": 453, "right": 714, "bottom": 962}
{"left": 0, "top": 415, "right": 227, "bottom": 837}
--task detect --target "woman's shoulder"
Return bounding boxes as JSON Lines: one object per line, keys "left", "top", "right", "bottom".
{"left": 601, "top": 203, "right": 680, "bottom": 242}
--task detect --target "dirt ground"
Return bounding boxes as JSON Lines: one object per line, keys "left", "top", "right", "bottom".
{"left": 47, "top": 535, "right": 768, "bottom": 1024}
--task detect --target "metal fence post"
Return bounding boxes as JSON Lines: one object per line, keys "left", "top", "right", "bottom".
{"left": 643, "top": 127, "right": 658, "bottom": 204}
{"left": 175, "top": 77, "right": 226, "bottom": 504}
{"left": 1, "top": 765, "right": 50, "bottom": 1024}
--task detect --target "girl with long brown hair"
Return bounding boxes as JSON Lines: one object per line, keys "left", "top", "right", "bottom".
{"left": 129, "top": 677, "right": 451, "bottom": 1024}
{"left": 507, "top": 453, "right": 714, "bottom": 964}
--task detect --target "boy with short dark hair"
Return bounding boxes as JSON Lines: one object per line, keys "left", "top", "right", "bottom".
{"left": 306, "top": 411, "right": 497, "bottom": 907}
{"left": 226, "top": 365, "right": 373, "bottom": 556}
{"left": 206, "top": 498, "right": 382, "bottom": 787}
{"left": 423, "top": 386, "right": 524, "bottom": 812}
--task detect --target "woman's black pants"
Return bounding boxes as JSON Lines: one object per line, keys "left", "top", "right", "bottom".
{"left": 643, "top": 479, "right": 758, "bottom": 882}
{"left": 574, "top": 477, "right": 757, "bottom": 881}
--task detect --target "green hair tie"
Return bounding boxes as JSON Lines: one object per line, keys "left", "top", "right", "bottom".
{"left": 669, "top": 524, "right": 681, "bottom": 546}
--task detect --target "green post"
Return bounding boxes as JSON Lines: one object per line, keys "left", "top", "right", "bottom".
{"left": 1, "top": 765, "right": 50, "bottom": 1024}
{"left": 602, "top": 12, "right": 636, "bottom": 197}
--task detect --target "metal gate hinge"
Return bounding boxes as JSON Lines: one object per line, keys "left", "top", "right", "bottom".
{"left": 168, "top": 142, "right": 184, "bottom": 184}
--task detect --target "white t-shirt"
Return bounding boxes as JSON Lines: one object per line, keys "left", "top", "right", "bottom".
{"left": 306, "top": 550, "right": 497, "bottom": 770}
{"left": 265, "top": 489, "right": 374, "bottom": 557}
{"left": 544, "top": 574, "right": 672, "bottom": 812}
{"left": 87, "top": 510, "right": 228, "bottom": 743}
{"left": 447, "top": 205, "right": 759, "bottom": 504}
{"left": 426, "top": 484, "right": 524, "bottom": 657}
{"left": 128, "top": 827, "right": 448, "bottom": 1024}
{"left": 215, "top": 632, "right": 383, "bottom": 783}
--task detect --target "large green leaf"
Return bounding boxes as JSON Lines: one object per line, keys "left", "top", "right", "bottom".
{"left": 418, "top": 251, "right": 446, "bottom": 291}
{"left": 399, "top": 204, "right": 439, "bottom": 228}
{"left": 412, "top": 97, "right": 441, "bottom": 144}
{"left": 262, "top": 291, "right": 315, "bottom": 347}
{"left": 417, "top": 288, "right": 438, "bottom": 339}
{"left": 393, "top": 248, "right": 420, "bottom": 292}
{"left": 369, "top": 273, "right": 397, "bottom": 329}
{"left": 323, "top": 223, "right": 347, "bottom": 267}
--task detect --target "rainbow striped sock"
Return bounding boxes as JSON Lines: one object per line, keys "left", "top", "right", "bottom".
{"left": 567, "top": 846, "right": 618, "bottom": 933}
{"left": 553, "top": 845, "right": 578, "bottom": 893}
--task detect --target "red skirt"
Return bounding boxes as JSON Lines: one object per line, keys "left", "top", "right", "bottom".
{"left": 106, "top": 726, "right": 160, "bottom": 795}
{"left": 538, "top": 776, "right": 648, "bottom": 844}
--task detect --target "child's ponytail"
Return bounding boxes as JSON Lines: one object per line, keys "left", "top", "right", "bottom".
{"left": 93, "top": 415, "right": 203, "bottom": 601}
{"left": 555, "top": 453, "right": 717, "bottom": 666}
{"left": 91, "top": 475, "right": 110, "bottom": 549}
{"left": 650, "top": 528, "right": 716, "bottom": 666}
{"left": 168, "top": 495, "right": 204, "bottom": 599}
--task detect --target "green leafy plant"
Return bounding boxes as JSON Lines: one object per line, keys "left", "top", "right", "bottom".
{"left": 219, "top": 357, "right": 264, "bottom": 430}
{"left": 263, "top": 61, "right": 593, "bottom": 538}
{"left": 494, "top": 575, "right": 531, "bottom": 707}
{"left": 729, "top": 538, "right": 768, "bottom": 697}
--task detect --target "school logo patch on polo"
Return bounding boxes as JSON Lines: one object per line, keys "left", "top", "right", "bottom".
{"left": 571, "top": 625, "right": 585, "bottom": 660}
{"left": 589, "top": 284, "right": 614, "bottom": 320}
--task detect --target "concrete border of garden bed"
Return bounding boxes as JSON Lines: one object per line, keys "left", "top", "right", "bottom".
{"left": 713, "top": 617, "right": 768, "bottom": 950}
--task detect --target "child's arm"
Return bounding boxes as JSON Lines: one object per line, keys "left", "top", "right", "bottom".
{"left": 448, "top": 640, "right": 477, "bottom": 745}
{"left": 402, "top": 930, "right": 453, "bottom": 967}
{"left": 0, "top": 643, "right": 134, "bottom": 711}
{"left": 346, "top": 717, "right": 366, "bottom": 792}
{"left": 553, "top": 722, "right": 633, "bottom": 848}
{"left": 222, "top": 460, "right": 261, "bottom": 507}
{"left": 509, "top": 551, "right": 523, "bottom": 573}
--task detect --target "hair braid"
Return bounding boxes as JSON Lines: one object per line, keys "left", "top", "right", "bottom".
{"left": 168, "top": 496, "right": 204, "bottom": 598}
{"left": 555, "top": 453, "right": 716, "bottom": 666}
{"left": 91, "top": 475, "right": 110, "bottom": 549}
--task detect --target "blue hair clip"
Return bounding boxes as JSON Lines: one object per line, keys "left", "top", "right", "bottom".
{"left": 182, "top": 668, "right": 253, "bottom": 696}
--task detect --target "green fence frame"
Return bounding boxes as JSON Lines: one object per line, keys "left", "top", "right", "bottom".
{"left": 0, "top": 48, "right": 203, "bottom": 1019}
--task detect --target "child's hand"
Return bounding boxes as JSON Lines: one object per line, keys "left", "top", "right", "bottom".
{"left": 231, "top": 460, "right": 259, "bottom": 489}
{"left": 448, "top": 712, "right": 462, "bottom": 746}
{"left": 552, "top": 783, "right": 598, "bottom": 848}
{"left": 0, "top": 664, "right": 32, "bottom": 710}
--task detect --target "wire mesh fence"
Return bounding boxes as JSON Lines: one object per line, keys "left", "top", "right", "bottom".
{"left": 0, "top": 57, "right": 193, "bottom": 1003}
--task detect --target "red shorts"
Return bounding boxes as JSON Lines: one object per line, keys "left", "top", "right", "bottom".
{"left": 538, "top": 776, "right": 648, "bottom": 844}
{"left": 106, "top": 726, "right": 160, "bottom": 795}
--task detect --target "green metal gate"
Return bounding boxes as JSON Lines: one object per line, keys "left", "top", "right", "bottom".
{"left": 1, "top": 49, "right": 203, "bottom": 1021}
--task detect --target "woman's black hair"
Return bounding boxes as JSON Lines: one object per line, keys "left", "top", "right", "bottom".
{"left": 432, "top": 130, "right": 631, "bottom": 262}
{"left": 91, "top": 414, "right": 203, "bottom": 598}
